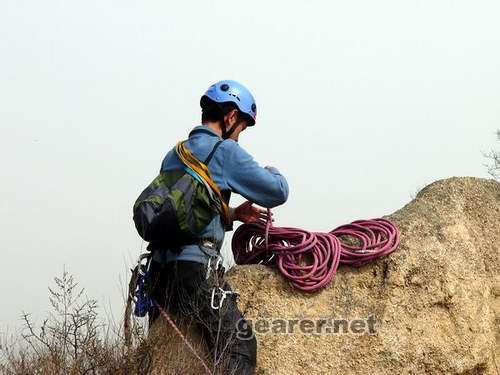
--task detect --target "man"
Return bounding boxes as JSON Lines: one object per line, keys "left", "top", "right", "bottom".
{"left": 148, "top": 80, "right": 289, "bottom": 374}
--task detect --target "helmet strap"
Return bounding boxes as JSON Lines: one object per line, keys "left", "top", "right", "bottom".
{"left": 219, "top": 121, "right": 227, "bottom": 139}
{"left": 222, "top": 123, "right": 238, "bottom": 139}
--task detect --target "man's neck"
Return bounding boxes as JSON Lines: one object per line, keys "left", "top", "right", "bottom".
{"left": 204, "top": 122, "right": 223, "bottom": 137}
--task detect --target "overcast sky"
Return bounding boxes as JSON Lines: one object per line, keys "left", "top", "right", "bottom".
{"left": 1, "top": 1, "right": 499, "bottom": 330}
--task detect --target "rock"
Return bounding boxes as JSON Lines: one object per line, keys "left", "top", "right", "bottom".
{"left": 139, "top": 318, "right": 212, "bottom": 375}
{"left": 225, "top": 177, "right": 500, "bottom": 374}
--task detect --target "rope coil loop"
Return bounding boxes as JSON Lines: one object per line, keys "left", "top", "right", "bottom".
{"left": 232, "top": 211, "right": 400, "bottom": 292}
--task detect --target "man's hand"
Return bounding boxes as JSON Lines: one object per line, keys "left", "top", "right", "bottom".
{"left": 233, "top": 201, "right": 272, "bottom": 224}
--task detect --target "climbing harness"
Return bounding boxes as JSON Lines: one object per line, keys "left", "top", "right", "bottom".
{"left": 124, "top": 253, "right": 222, "bottom": 375}
{"left": 232, "top": 209, "right": 400, "bottom": 292}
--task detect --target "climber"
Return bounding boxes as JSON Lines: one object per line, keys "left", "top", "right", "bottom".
{"left": 147, "top": 80, "right": 289, "bottom": 374}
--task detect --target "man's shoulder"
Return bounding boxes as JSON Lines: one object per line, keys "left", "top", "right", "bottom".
{"left": 221, "top": 138, "right": 251, "bottom": 151}
{"left": 219, "top": 139, "right": 251, "bottom": 157}
{"left": 218, "top": 140, "right": 257, "bottom": 170}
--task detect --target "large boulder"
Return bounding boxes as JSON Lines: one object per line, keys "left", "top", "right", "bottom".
{"left": 226, "top": 177, "right": 500, "bottom": 374}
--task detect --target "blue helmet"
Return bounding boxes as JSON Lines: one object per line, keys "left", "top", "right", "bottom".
{"left": 200, "top": 80, "right": 257, "bottom": 126}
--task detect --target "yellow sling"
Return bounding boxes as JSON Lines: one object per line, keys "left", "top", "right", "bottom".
{"left": 175, "top": 141, "right": 231, "bottom": 226}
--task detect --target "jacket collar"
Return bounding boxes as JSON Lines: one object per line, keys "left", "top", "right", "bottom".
{"left": 189, "top": 125, "right": 222, "bottom": 139}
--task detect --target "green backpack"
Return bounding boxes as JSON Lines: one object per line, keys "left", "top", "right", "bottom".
{"left": 133, "top": 140, "right": 226, "bottom": 251}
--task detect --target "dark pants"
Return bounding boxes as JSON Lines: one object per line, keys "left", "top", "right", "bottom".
{"left": 148, "top": 260, "right": 257, "bottom": 375}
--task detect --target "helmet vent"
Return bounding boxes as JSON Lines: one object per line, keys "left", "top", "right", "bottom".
{"left": 220, "top": 84, "right": 229, "bottom": 91}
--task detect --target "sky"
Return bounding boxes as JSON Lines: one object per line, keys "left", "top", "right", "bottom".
{"left": 0, "top": 1, "right": 499, "bottom": 330}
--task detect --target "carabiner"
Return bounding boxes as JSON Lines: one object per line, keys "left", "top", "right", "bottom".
{"left": 210, "top": 287, "right": 239, "bottom": 310}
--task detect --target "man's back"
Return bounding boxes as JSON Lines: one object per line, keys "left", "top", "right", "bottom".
{"left": 153, "top": 124, "right": 289, "bottom": 264}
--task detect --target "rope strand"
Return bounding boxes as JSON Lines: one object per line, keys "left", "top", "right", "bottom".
{"left": 153, "top": 300, "right": 214, "bottom": 375}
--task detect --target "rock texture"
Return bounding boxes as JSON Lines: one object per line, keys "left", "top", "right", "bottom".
{"left": 225, "top": 177, "right": 500, "bottom": 374}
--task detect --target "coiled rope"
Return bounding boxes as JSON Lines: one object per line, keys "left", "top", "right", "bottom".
{"left": 232, "top": 210, "right": 400, "bottom": 292}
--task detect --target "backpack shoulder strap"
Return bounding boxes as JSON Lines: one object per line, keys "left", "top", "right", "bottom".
{"left": 203, "top": 140, "right": 223, "bottom": 165}
{"left": 176, "top": 140, "right": 231, "bottom": 225}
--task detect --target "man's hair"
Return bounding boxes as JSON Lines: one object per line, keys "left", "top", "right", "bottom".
{"left": 201, "top": 97, "right": 252, "bottom": 125}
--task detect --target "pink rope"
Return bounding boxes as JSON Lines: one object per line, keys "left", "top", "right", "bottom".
{"left": 232, "top": 211, "right": 400, "bottom": 292}
{"left": 154, "top": 301, "right": 214, "bottom": 375}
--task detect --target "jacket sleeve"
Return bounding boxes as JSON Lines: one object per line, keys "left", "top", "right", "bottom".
{"left": 222, "top": 141, "right": 289, "bottom": 208}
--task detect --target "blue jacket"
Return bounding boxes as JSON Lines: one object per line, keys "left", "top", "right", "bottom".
{"left": 152, "top": 125, "right": 289, "bottom": 264}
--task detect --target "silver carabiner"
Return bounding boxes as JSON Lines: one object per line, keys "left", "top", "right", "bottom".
{"left": 210, "top": 287, "right": 238, "bottom": 310}
{"left": 214, "top": 257, "right": 222, "bottom": 271}
{"left": 211, "top": 287, "right": 226, "bottom": 310}
{"left": 136, "top": 253, "right": 151, "bottom": 276}
{"left": 205, "top": 258, "right": 212, "bottom": 280}
{"left": 205, "top": 255, "right": 223, "bottom": 280}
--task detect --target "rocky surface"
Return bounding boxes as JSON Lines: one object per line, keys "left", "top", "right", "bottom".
{"left": 225, "top": 177, "right": 500, "bottom": 374}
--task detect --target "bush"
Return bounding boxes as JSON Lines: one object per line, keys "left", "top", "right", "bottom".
{"left": 0, "top": 269, "right": 234, "bottom": 375}
{"left": 0, "top": 270, "right": 139, "bottom": 374}
{"left": 485, "top": 130, "right": 500, "bottom": 179}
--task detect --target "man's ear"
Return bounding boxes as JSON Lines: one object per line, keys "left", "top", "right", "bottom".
{"left": 227, "top": 109, "right": 240, "bottom": 126}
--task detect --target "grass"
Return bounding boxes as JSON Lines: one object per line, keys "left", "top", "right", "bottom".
{"left": 0, "top": 269, "right": 235, "bottom": 375}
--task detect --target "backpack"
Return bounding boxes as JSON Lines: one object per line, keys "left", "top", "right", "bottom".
{"left": 133, "top": 138, "right": 230, "bottom": 251}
